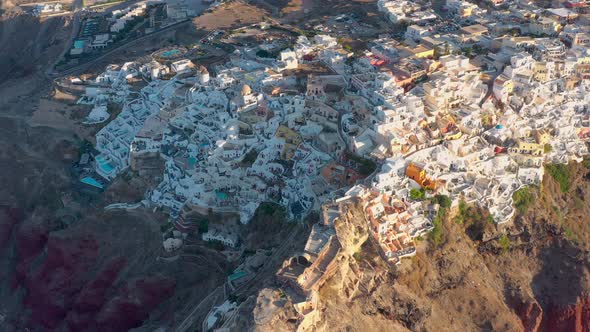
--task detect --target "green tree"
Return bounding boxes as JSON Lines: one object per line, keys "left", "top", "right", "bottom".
{"left": 410, "top": 188, "right": 426, "bottom": 201}
{"left": 544, "top": 143, "right": 552, "bottom": 153}
{"left": 498, "top": 234, "right": 510, "bottom": 253}
{"left": 432, "top": 194, "right": 452, "bottom": 209}
{"left": 429, "top": 208, "right": 446, "bottom": 247}
{"left": 455, "top": 199, "right": 467, "bottom": 224}
{"left": 513, "top": 187, "right": 534, "bottom": 214}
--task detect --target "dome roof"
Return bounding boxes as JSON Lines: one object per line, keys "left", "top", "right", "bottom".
{"left": 241, "top": 84, "right": 252, "bottom": 96}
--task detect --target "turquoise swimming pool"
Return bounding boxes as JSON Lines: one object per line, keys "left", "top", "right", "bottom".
{"left": 95, "top": 155, "right": 114, "bottom": 174}
{"left": 81, "top": 177, "right": 104, "bottom": 189}
{"left": 229, "top": 271, "right": 247, "bottom": 281}
{"left": 161, "top": 49, "right": 181, "bottom": 58}
{"left": 74, "top": 40, "right": 85, "bottom": 49}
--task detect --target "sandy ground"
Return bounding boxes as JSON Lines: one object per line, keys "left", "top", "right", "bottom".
{"left": 193, "top": 0, "right": 269, "bottom": 30}
{"left": 29, "top": 98, "right": 77, "bottom": 129}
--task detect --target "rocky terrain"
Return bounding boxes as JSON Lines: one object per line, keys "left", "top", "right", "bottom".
{"left": 243, "top": 159, "right": 590, "bottom": 332}
{"left": 0, "top": 7, "right": 229, "bottom": 331}
{"left": 1, "top": 1, "right": 590, "bottom": 331}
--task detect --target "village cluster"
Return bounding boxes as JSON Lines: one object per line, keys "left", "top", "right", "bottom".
{"left": 68, "top": 1, "right": 198, "bottom": 57}
{"left": 70, "top": 0, "right": 589, "bottom": 269}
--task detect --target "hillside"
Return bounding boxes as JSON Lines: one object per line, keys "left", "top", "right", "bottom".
{"left": 243, "top": 159, "right": 590, "bottom": 332}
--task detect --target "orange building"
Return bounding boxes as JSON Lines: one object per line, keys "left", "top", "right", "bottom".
{"left": 405, "top": 163, "right": 437, "bottom": 190}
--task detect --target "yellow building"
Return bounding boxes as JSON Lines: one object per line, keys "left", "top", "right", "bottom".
{"left": 533, "top": 62, "right": 548, "bottom": 82}
{"left": 275, "top": 125, "right": 302, "bottom": 160}
{"left": 411, "top": 45, "right": 435, "bottom": 58}
{"left": 458, "top": 4, "right": 479, "bottom": 18}
{"left": 534, "top": 129, "right": 551, "bottom": 145}
{"left": 516, "top": 140, "right": 543, "bottom": 156}
{"left": 275, "top": 125, "right": 302, "bottom": 145}
{"left": 406, "top": 163, "right": 438, "bottom": 190}
{"left": 444, "top": 130, "right": 463, "bottom": 140}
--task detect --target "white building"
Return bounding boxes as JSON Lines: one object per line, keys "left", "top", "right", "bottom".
{"left": 202, "top": 229, "right": 239, "bottom": 247}
{"left": 163, "top": 238, "right": 183, "bottom": 252}
{"left": 171, "top": 59, "right": 194, "bottom": 74}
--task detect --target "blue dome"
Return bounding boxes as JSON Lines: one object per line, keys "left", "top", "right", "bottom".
{"left": 495, "top": 124, "right": 504, "bottom": 129}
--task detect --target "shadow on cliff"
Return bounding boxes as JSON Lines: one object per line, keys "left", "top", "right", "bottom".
{"left": 531, "top": 236, "right": 590, "bottom": 331}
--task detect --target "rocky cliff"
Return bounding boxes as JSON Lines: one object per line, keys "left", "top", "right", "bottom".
{"left": 247, "top": 160, "right": 590, "bottom": 332}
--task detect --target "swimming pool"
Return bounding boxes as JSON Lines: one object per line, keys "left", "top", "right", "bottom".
{"left": 161, "top": 49, "right": 181, "bottom": 58}
{"left": 229, "top": 271, "right": 247, "bottom": 281}
{"left": 74, "top": 40, "right": 85, "bottom": 49}
{"left": 215, "top": 191, "right": 228, "bottom": 200}
{"left": 95, "top": 155, "right": 114, "bottom": 174}
{"left": 81, "top": 177, "right": 104, "bottom": 189}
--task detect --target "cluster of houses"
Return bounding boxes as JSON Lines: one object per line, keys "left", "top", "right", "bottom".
{"left": 70, "top": 3, "right": 150, "bottom": 56}
{"left": 72, "top": 0, "right": 589, "bottom": 268}
{"left": 343, "top": 0, "right": 589, "bottom": 262}
{"left": 32, "top": 3, "right": 65, "bottom": 16}
{"left": 69, "top": 1, "right": 196, "bottom": 57}
{"left": 75, "top": 33, "right": 367, "bottom": 227}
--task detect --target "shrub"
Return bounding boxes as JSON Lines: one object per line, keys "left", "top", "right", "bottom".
{"left": 513, "top": 187, "right": 534, "bottom": 214}
{"left": 544, "top": 143, "right": 552, "bottom": 153}
{"left": 410, "top": 188, "right": 426, "bottom": 201}
{"left": 198, "top": 219, "right": 209, "bottom": 233}
{"left": 487, "top": 214, "right": 495, "bottom": 224}
{"left": 345, "top": 152, "right": 377, "bottom": 175}
{"left": 240, "top": 149, "right": 258, "bottom": 167}
{"left": 428, "top": 208, "right": 446, "bottom": 247}
{"left": 432, "top": 194, "right": 452, "bottom": 209}
{"left": 545, "top": 164, "right": 570, "bottom": 192}
{"left": 498, "top": 234, "right": 510, "bottom": 253}
{"left": 256, "top": 49, "right": 274, "bottom": 58}
{"left": 454, "top": 199, "right": 467, "bottom": 224}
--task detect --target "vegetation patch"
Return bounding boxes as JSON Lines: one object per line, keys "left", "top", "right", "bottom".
{"left": 543, "top": 144, "right": 552, "bottom": 153}
{"left": 410, "top": 188, "right": 426, "bottom": 201}
{"left": 512, "top": 186, "right": 534, "bottom": 214}
{"left": 431, "top": 194, "right": 452, "bottom": 209}
{"left": 545, "top": 163, "right": 571, "bottom": 192}
{"left": 428, "top": 207, "right": 446, "bottom": 247}
{"left": 427, "top": 195, "right": 458, "bottom": 246}
{"left": 344, "top": 152, "right": 377, "bottom": 175}
{"left": 240, "top": 149, "right": 258, "bottom": 167}
{"left": 454, "top": 199, "right": 468, "bottom": 224}
{"left": 498, "top": 234, "right": 510, "bottom": 253}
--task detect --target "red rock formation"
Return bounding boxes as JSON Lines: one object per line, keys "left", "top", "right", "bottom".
{"left": 15, "top": 220, "right": 49, "bottom": 284}
{"left": 95, "top": 276, "right": 176, "bottom": 332}
{"left": 10, "top": 214, "right": 176, "bottom": 331}
{"left": 65, "top": 257, "right": 128, "bottom": 330}
{"left": 542, "top": 296, "right": 590, "bottom": 332}
{"left": 23, "top": 234, "right": 99, "bottom": 329}
{"left": 73, "top": 257, "right": 127, "bottom": 312}
{"left": 518, "top": 300, "right": 543, "bottom": 332}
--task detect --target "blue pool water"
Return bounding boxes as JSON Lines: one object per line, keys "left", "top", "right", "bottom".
{"left": 81, "top": 177, "right": 104, "bottom": 189}
{"left": 95, "top": 155, "right": 114, "bottom": 174}
{"left": 229, "top": 271, "right": 247, "bottom": 281}
{"left": 161, "top": 49, "right": 181, "bottom": 58}
{"left": 215, "top": 191, "right": 228, "bottom": 200}
{"left": 74, "top": 40, "right": 85, "bottom": 49}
